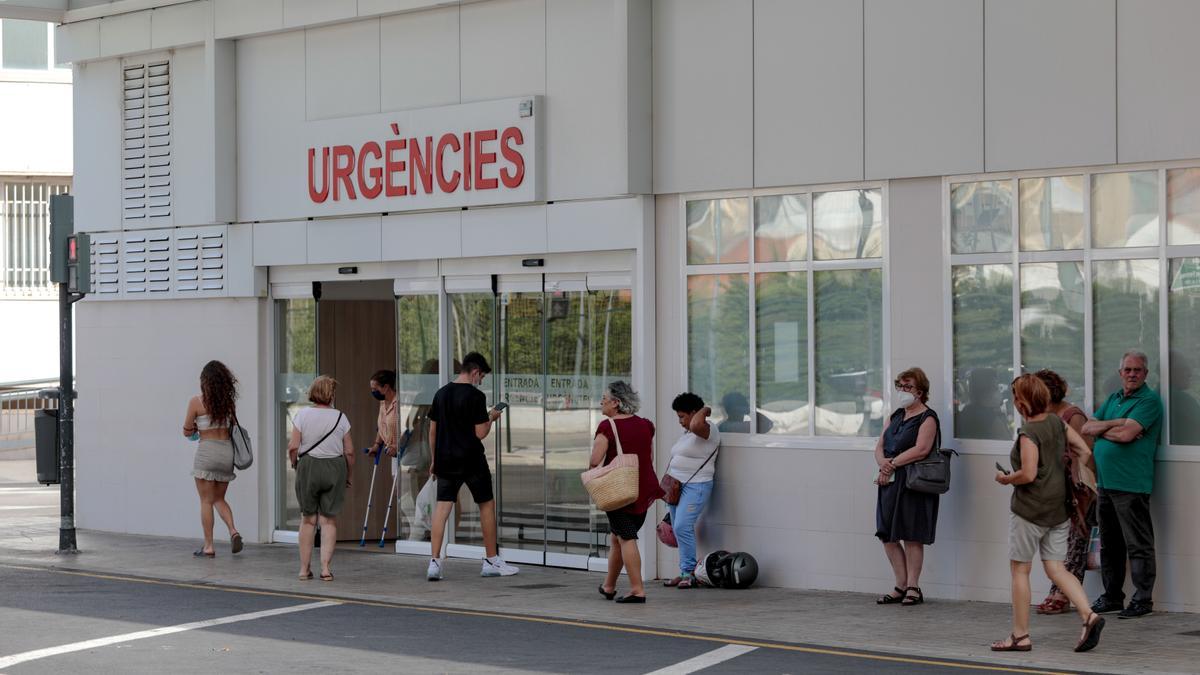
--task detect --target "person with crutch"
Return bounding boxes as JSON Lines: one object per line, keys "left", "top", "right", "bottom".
{"left": 363, "top": 370, "right": 399, "bottom": 546}
{"left": 425, "top": 352, "right": 518, "bottom": 580}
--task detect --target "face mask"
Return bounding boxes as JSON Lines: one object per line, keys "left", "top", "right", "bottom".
{"left": 371, "top": 390, "right": 385, "bottom": 401}
{"left": 896, "top": 391, "right": 916, "bottom": 408}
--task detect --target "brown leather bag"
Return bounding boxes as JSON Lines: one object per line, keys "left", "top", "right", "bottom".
{"left": 659, "top": 445, "right": 718, "bottom": 506}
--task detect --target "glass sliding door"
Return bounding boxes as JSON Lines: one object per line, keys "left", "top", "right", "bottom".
{"left": 446, "top": 292, "right": 497, "bottom": 552}
{"left": 394, "top": 295, "right": 439, "bottom": 544}
{"left": 274, "top": 297, "right": 317, "bottom": 532}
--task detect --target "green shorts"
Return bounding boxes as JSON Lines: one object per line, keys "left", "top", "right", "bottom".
{"left": 295, "top": 455, "right": 348, "bottom": 517}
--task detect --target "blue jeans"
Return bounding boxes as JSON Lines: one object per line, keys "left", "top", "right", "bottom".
{"left": 667, "top": 480, "right": 714, "bottom": 577}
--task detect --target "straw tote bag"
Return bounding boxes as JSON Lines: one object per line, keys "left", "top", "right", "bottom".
{"left": 581, "top": 418, "right": 640, "bottom": 511}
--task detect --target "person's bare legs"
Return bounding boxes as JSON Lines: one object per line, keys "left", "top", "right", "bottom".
{"left": 430, "top": 501, "right": 454, "bottom": 559}
{"left": 194, "top": 478, "right": 216, "bottom": 554}
{"left": 479, "top": 499, "right": 500, "bottom": 558}
{"left": 212, "top": 480, "right": 238, "bottom": 538}
{"left": 620, "top": 538, "right": 645, "bottom": 597}
{"left": 1044, "top": 559, "right": 1098, "bottom": 643}
{"left": 997, "top": 560, "right": 1034, "bottom": 648}
{"left": 882, "top": 542, "right": 907, "bottom": 598}
{"left": 903, "top": 542, "right": 925, "bottom": 590}
{"left": 603, "top": 533, "right": 623, "bottom": 594}
{"left": 298, "top": 514, "right": 317, "bottom": 577}
{"left": 318, "top": 515, "right": 337, "bottom": 577}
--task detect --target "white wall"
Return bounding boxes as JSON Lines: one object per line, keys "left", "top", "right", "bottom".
{"left": 74, "top": 297, "right": 266, "bottom": 541}
{"left": 0, "top": 81, "right": 72, "bottom": 175}
{"left": 0, "top": 300, "right": 59, "bottom": 382}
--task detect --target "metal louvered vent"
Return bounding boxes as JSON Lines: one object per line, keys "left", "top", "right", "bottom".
{"left": 123, "top": 229, "right": 173, "bottom": 294}
{"left": 123, "top": 60, "right": 171, "bottom": 224}
{"left": 174, "top": 226, "right": 225, "bottom": 296}
{"left": 89, "top": 232, "right": 121, "bottom": 295}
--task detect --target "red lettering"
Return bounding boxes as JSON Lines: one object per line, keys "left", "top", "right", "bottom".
{"left": 331, "top": 145, "right": 357, "bottom": 201}
{"left": 436, "top": 133, "right": 461, "bottom": 193}
{"left": 474, "top": 129, "right": 498, "bottom": 190}
{"left": 409, "top": 136, "right": 434, "bottom": 195}
{"left": 500, "top": 127, "right": 525, "bottom": 189}
{"left": 463, "top": 131, "right": 472, "bottom": 191}
{"left": 384, "top": 138, "right": 407, "bottom": 197}
{"left": 357, "top": 141, "right": 383, "bottom": 199}
{"left": 307, "top": 147, "right": 330, "bottom": 203}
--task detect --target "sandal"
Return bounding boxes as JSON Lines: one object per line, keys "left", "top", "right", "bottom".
{"left": 598, "top": 584, "right": 616, "bottom": 600}
{"left": 192, "top": 549, "right": 215, "bottom": 558}
{"left": 662, "top": 576, "right": 683, "bottom": 588}
{"left": 677, "top": 575, "right": 695, "bottom": 589}
{"left": 320, "top": 572, "right": 334, "bottom": 582}
{"left": 1037, "top": 595, "right": 1070, "bottom": 615}
{"left": 991, "top": 633, "right": 1032, "bottom": 652}
{"left": 299, "top": 571, "right": 313, "bottom": 580}
{"left": 231, "top": 532, "right": 244, "bottom": 554}
{"left": 900, "top": 586, "right": 924, "bottom": 606}
{"left": 1075, "top": 612, "right": 1105, "bottom": 653}
{"left": 877, "top": 586, "right": 905, "bottom": 604}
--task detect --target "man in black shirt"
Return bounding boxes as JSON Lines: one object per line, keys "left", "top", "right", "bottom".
{"left": 426, "top": 352, "right": 519, "bottom": 580}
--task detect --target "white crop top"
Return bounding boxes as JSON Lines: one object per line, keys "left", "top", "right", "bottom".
{"left": 195, "top": 414, "right": 228, "bottom": 431}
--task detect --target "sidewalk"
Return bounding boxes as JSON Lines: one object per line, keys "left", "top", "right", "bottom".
{"left": 0, "top": 526, "right": 1196, "bottom": 674}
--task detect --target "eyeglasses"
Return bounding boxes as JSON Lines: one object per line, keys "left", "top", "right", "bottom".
{"left": 894, "top": 383, "right": 917, "bottom": 392}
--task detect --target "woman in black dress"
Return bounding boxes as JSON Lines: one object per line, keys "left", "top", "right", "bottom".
{"left": 873, "top": 367, "right": 941, "bottom": 606}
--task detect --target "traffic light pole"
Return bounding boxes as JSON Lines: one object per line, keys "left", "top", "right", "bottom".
{"left": 57, "top": 280, "right": 77, "bottom": 554}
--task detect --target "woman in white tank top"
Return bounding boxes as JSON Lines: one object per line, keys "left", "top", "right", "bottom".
{"left": 181, "top": 360, "right": 243, "bottom": 558}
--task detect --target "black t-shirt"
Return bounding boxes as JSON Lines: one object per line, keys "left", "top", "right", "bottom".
{"left": 428, "top": 382, "right": 489, "bottom": 476}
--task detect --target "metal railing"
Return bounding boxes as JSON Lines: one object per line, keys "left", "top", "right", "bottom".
{"left": 1, "top": 179, "right": 71, "bottom": 299}
{"left": 0, "top": 380, "right": 59, "bottom": 452}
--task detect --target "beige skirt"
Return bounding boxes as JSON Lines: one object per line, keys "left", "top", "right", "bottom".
{"left": 193, "top": 439, "right": 236, "bottom": 482}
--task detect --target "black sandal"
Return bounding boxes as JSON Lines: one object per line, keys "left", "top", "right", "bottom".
{"left": 598, "top": 584, "right": 616, "bottom": 600}
{"left": 877, "top": 586, "right": 905, "bottom": 604}
{"left": 901, "top": 586, "right": 924, "bottom": 606}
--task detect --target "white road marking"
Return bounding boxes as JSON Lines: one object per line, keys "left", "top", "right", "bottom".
{"left": 0, "top": 600, "right": 339, "bottom": 669}
{"left": 643, "top": 644, "right": 759, "bottom": 675}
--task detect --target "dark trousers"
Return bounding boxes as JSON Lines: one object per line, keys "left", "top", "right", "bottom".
{"left": 1097, "top": 488, "right": 1156, "bottom": 604}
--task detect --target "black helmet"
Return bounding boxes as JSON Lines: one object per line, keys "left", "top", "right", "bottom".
{"left": 721, "top": 552, "right": 758, "bottom": 589}
{"left": 694, "top": 550, "right": 730, "bottom": 587}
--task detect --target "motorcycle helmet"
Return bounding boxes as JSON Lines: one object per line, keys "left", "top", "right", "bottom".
{"left": 721, "top": 552, "right": 759, "bottom": 589}
{"left": 693, "top": 549, "right": 729, "bottom": 587}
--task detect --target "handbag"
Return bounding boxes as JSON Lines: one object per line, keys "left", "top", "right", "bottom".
{"left": 230, "top": 413, "right": 253, "bottom": 471}
{"left": 659, "top": 443, "right": 718, "bottom": 506}
{"left": 903, "top": 410, "right": 958, "bottom": 495}
{"left": 657, "top": 513, "right": 678, "bottom": 547}
{"left": 580, "top": 418, "right": 640, "bottom": 511}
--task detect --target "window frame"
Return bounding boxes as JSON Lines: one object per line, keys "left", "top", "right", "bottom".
{"left": 679, "top": 181, "right": 890, "bottom": 450}
{"left": 0, "top": 20, "right": 71, "bottom": 83}
{"left": 943, "top": 159, "right": 1200, "bottom": 462}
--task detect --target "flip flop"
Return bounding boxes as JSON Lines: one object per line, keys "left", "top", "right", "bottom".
{"left": 320, "top": 572, "right": 334, "bottom": 582}
{"left": 298, "top": 570, "right": 313, "bottom": 580}
{"left": 231, "top": 532, "right": 244, "bottom": 554}
{"left": 598, "top": 584, "right": 616, "bottom": 600}
{"left": 193, "top": 549, "right": 215, "bottom": 558}
{"left": 1075, "top": 613, "right": 1105, "bottom": 653}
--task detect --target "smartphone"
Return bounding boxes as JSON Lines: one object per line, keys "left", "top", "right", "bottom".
{"left": 492, "top": 401, "right": 509, "bottom": 412}
{"left": 995, "top": 461, "right": 1011, "bottom": 475}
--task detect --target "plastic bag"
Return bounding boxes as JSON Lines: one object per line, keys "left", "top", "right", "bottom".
{"left": 414, "top": 478, "right": 435, "bottom": 531}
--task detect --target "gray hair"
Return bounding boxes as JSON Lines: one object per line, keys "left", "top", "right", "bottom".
{"left": 605, "top": 381, "right": 640, "bottom": 415}
{"left": 1119, "top": 349, "right": 1150, "bottom": 369}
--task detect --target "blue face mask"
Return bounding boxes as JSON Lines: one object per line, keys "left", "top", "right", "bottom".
{"left": 371, "top": 390, "right": 385, "bottom": 401}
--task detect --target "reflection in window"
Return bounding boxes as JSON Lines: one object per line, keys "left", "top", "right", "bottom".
{"left": 1169, "top": 259, "right": 1200, "bottom": 445}
{"left": 754, "top": 194, "right": 807, "bottom": 262}
{"left": 952, "top": 265, "right": 1014, "bottom": 440}
{"left": 814, "top": 269, "right": 882, "bottom": 437}
{"left": 755, "top": 272, "right": 807, "bottom": 434}
{"left": 2, "top": 20, "right": 48, "bottom": 70}
{"left": 1020, "top": 262, "right": 1084, "bottom": 402}
{"left": 813, "top": 189, "right": 882, "bottom": 260}
{"left": 1168, "top": 168, "right": 1200, "bottom": 245}
{"left": 687, "top": 274, "right": 750, "bottom": 425}
{"left": 1020, "top": 176, "right": 1084, "bottom": 251}
{"left": 686, "top": 198, "right": 750, "bottom": 265}
{"left": 1092, "top": 171, "right": 1159, "bottom": 248}
{"left": 395, "top": 295, "right": 439, "bottom": 542}
{"left": 275, "top": 298, "right": 317, "bottom": 531}
{"left": 951, "top": 181, "right": 1012, "bottom": 254}
{"left": 1093, "top": 259, "right": 1160, "bottom": 404}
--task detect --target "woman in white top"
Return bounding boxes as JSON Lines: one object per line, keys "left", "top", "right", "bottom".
{"left": 663, "top": 392, "right": 720, "bottom": 588}
{"left": 181, "top": 360, "right": 243, "bottom": 558}
{"left": 287, "top": 375, "right": 355, "bottom": 581}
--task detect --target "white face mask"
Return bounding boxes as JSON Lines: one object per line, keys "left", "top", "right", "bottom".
{"left": 896, "top": 391, "right": 916, "bottom": 408}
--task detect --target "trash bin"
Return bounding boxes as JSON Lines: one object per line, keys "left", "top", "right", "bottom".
{"left": 35, "top": 409, "right": 59, "bottom": 485}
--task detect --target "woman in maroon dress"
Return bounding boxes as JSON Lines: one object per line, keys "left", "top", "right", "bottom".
{"left": 591, "top": 381, "right": 664, "bottom": 603}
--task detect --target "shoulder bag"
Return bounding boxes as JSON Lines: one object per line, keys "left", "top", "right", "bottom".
{"left": 903, "top": 410, "right": 958, "bottom": 495}
{"left": 230, "top": 413, "right": 254, "bottom": 471}
{"left": 580, "top": 418, "right": 640, "bottom": 511}
{"left": 292, "top": 411, "right": 344, "bottom": 469}
{"left": 659, "top": 439, "right": 718, "bottom": 506}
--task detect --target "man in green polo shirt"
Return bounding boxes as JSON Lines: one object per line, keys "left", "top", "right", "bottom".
{"left": 1081, "top": 350, "right": 1162, "bottom": 620}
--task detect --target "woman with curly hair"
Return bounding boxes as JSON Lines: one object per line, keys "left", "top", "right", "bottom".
{"left": 181, "top": 360, "right": 243, "bottom": 558}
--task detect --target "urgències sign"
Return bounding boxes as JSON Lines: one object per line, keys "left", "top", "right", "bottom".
{"left": 303, "top": 96, "right": 540, "bottom": 216}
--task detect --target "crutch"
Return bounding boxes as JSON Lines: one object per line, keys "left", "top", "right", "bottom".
{"left": 378, "top": 430, "right": 412, "bottom": 547}
{"left": 358, "top": 441, "right": 386, "bottom": 546}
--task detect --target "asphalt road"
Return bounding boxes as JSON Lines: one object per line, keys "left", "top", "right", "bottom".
{"left": 0, "top": 565, "right": 1082, "bottom": 675}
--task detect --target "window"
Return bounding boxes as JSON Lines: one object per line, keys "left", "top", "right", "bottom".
{"left": 0, "top": 20, "right": 67, "bottom": 72}
{"left": 949, "top": 164, "right": 1200, "bottom": 448}
{"left": 1, "top": 179, "right": 71, "bottom": 297}
{"left": 685, "top": 187, "right": 885, "bottom": 438}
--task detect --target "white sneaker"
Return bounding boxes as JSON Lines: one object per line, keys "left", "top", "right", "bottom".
{"left": 481, "top": 556, "right": 519, "bottom": 577}
{"left": 427, "top": 557, "right": 444, "bottom": 581}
